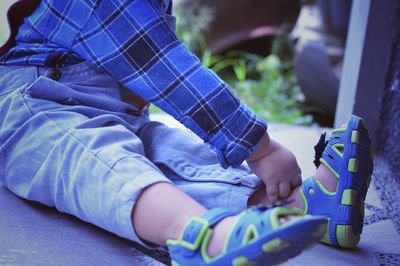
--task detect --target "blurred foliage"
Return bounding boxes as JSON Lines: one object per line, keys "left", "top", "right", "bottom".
{"left": 165, "top": 2, "right": 313, "bottom": 125}
{"left": 174, "top": 2, "right": 215, "bottom": 53}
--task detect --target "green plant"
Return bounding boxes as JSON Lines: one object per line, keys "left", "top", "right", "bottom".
{"left": 174, "top": 2, "right": 214, "bottom": 54}
{"left": 232, "top": 54, "right": 312, "bottom": 125}
{"left": 168, "top": 3, "right": 312, "bottom": 125}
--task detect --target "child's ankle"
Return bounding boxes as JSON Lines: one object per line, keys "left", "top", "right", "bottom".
{"left": 315, "top": 164, "right": 338, "bottom": 193}
{"left": 206, "top": 215, "right": 239, "bottom": 258}
{"left": 285, "top": 165, "right": 339, "bottom": 213}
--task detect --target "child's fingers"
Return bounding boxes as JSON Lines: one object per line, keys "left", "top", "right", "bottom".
{"left": 266, "top": 183, "right": 279, "bottom": 203}
{"left": 278, "top": 181, "right": 291, "bottom": 199}
{"left": 290, "top": 172, "right": 302, "bottom": 188}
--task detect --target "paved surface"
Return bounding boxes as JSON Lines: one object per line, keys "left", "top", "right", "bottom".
{"left": 1, "top": 114, "right": 399, "bottom": 265}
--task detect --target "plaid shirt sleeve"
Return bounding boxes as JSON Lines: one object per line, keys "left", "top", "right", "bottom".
{"left": 28, "top": 0, "right": 268, "bottom": 168}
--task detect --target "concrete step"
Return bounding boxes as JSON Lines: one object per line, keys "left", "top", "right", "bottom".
{"left": 1, "top": 114, "right": 398, "bottom": 265}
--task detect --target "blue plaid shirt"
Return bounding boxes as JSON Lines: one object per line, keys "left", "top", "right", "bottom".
{"left": 0, "top": 0, "right": 268, "bottom": 168}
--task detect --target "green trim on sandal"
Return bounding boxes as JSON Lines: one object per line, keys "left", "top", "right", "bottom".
{"left": 168, "top": 206, "right": 327, "bottom": 265}
{"left": 301, "top": 115, "right": 373, "bottom": 248}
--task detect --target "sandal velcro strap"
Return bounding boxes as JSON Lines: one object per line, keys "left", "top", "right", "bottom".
{"left": 180, "top": 217, "right": 209, "bottom": 250}
{"left": 202, "top": 208, "right": 237, "bottom": 226}
{"left": 320, "top": 132, "right": 347, "bottom": 178}
{"left": 179, "top": 208, "right": 237, "bottom": 251}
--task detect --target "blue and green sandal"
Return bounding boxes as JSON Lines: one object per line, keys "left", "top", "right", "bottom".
{"left": 167, "top": 206, "right": 327, "bottom": 266}
{"left": 301, "top": 115, "right": 373, "bottom": 248}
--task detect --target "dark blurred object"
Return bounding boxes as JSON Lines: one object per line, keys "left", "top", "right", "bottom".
{"left": 295, "top": 41, "right": 339, "bottom": 124}
{"left": 291, "top": 1, "right": 352, "bottom": 126}
{"left": 175, "top": 0, "right": 301, "bottom": 55}
{"left": 0, "top": 0, "right": 41, "bottom": 56}
{"left": 318, "top": 0, "right": 352, "bottom": 38}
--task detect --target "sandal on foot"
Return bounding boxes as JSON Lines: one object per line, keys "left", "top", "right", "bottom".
{"left": 301, "top": 115, "right": 373, "bottom": 248}
{"left": 167, "top": 206, "right": 327, "bottom": 266}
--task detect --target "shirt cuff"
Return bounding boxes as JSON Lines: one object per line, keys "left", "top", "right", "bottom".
{"left": 208, "top": 102, "right": 268, "bottom": 168}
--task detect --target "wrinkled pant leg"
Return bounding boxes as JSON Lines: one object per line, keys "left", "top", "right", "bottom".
{"left": 0, "top": 76, "right": 171, "bottom": 246}
{"left": 137, "top": 121, "right": 263, "bottom": 213}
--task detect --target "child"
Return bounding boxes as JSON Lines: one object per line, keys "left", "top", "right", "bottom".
{"left": 0, "top": 0, "right": 372, "bottom": 265}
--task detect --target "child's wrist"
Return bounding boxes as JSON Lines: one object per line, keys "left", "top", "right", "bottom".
{"left": 247, "top": 131, "right": 272, "bottom": 163}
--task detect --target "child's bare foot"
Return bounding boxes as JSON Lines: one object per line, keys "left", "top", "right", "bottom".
{"left": 206, "top": 215, "right": 239, "bottom": 258}
{"left": 314, "top": 164, "right": 339, "bottom": 193}
{"left": 287, "top": 164, "right": 338, "bottom": 211}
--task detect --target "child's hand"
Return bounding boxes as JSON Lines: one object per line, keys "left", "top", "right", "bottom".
{"left": 247, "top": 133, "right": 302, "bottom": 203}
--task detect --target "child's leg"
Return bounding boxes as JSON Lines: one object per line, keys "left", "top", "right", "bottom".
{"left": 0, "top": 65, "right": 326, "bottom": 266}
{"left": 0, "top": 64, "right": 311, "bottom": 260}
{"left": 132, "top": 182, "right": 238, "bottom": 257}
{"left": 132, "top": 181, "right": 305, "bottom": 258}
{"left": 0, "top": 65, "right": 214, "bottom": 249}
{"left": 132, "top": 122, "right": 314, "bottom": 257}
{"left": 132, "top": 182, "right": 207, "bottom": 246}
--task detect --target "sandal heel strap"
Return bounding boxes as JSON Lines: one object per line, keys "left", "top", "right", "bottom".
{"left": 302, "top": 177, "right": 336, "bottom": 216}
{"left": 320, "top": 145, "right": 342, "bottom": 177}
{"left": 202, "top": 208, "right": 237, "bottom": 226}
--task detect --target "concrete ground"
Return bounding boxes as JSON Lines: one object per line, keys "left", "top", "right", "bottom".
{"left": 1, "top": 114, "right": 399, "bottom": 265}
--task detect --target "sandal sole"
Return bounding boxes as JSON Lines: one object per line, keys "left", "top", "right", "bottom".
{"left": 224, "top": 217, "right": 327, "bottom": 266}
{"left": 328, "top": 116, "right": 373, "bottom": 248}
